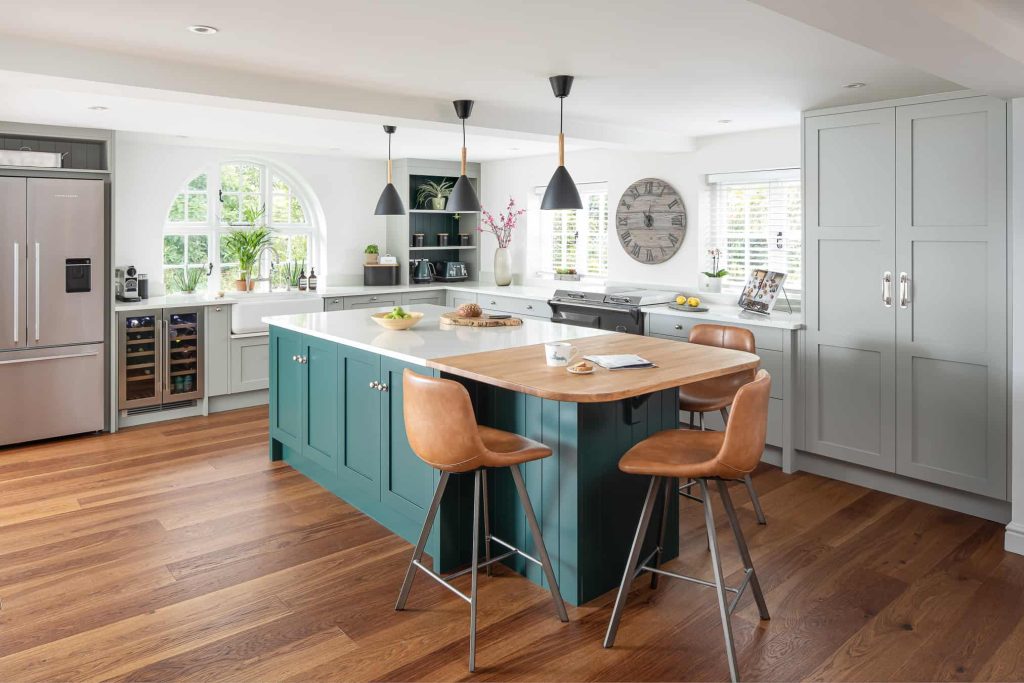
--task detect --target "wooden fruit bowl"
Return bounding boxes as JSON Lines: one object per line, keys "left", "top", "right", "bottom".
{"left": 371, "top": 311, "right": 424, "bottom": 331}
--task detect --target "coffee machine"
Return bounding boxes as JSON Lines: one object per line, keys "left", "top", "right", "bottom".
{"left": 114, "top": 265, "right": 140, "bottom": 301}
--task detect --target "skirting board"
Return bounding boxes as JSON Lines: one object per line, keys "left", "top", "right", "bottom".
{"left": 209, "top": 390, "right": 268, "bottom": 413}
{"left": 793, "top": 449, "right": 1010, "bottom": 524}
{"left": 1006, "top": 522, "right": 1024, "bottom": 556}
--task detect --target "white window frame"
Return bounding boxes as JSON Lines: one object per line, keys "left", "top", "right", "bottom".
{"left": 162, "top": 160, "right": 318, "bottom": 293}
{"left": 702, "top": 168, "right": 802, "bottom": 300}
{"left": 530, "top": 181, "right": 609, "bottom": 279}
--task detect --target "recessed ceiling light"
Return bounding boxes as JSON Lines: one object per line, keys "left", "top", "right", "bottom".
{"left": 844, "top": 82, "right": 867, "bottom": 89}
{"left": 88, "top": 105, "right": 108, "bottom": 111}
{"left": 188, "top": 25, "right": 219, "bottom": 35}
{"left": 718, "top": 119, "right": 732, "bottom": 124}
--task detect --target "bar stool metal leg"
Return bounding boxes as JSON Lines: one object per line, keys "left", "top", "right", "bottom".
{"left": 651, "top": 476, "right": 672, "bottom": 589}
{"left": 721, "top": 406, "right": 767, "bottom": 525}
{"left": 396, "top": 471, "right": 451, "bottom": 611}
{"left": 688, "top": 410, "right": 695, "bottom": 429}
{"left": 701, "top": 479, "right": 739, "bottom": 683}
{"left": 509, "top": 464, "right": 569, "bottom": 623}
{"left": 604, "top": 476, "right": 660, "bottom": 648}
{"left": 481, "top": 469, "right": 492, "bottom": 576}
{"left": 469, "top": 469, "right": 482, "bottom": 672}
{"left": 717, "top": 480, "right": 770, "bottom": 621}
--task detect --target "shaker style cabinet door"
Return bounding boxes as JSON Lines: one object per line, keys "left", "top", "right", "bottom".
{"left": 803, "top": 108, "right": 897, "bottom": 471}
{"left": 270, "top": 329, "right": 303, "bottom": 452}
{"left": 894, "top": 97, "right": 1007, "bottom": 498}
{"left": 339, "top": 346, "right": 383, "bottom": 498}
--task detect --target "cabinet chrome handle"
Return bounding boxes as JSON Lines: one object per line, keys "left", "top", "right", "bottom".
{"left": 526, "top": 304, "right": 533, "bottom": 310}
{"left": 214, "top": 306, "right": 222, "bottom": 312}
{"left": 379, "top": 383, "right": 388, "bottom": 392}
{"left": 332, "top": 299, "right": 340, "bottom": 304}
{"left": 370, "top": 296, "right": 378, "bottom": 301}
{"left": 899, "top": 272, "right": 910, "bottom": 308}
{"left": 674, "top": 324, "right": 683, "bottom": 330}
{"left": 490, "top": 300, "right": 496, "bottom": 305}
{"left": 12, "top": 242, "right": 18, "bottom": 343}
{"left": 369, "top": 380, "right": 380, "bottom": 389}
{"left": 34, "top": 242, "right": 40, "bottom": 341}
{"left": 882, "top": 271, "right": 893, "bottom": 307}
{"left": 292, "top": 354, "right": 299, "bottom": 362}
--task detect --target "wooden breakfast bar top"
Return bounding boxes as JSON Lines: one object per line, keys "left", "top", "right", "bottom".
{"left": 428, "top": 333, "right": 760, "bottom": 403}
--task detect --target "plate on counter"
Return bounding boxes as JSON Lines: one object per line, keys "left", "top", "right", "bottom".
{"left": 566, "top": 363, "right": 596, "bottom": 375}
{"left": 668, "top": 303, "right": 709, "bottom": 313}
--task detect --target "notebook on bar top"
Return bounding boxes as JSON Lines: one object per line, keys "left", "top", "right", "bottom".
{"left": 583, "top": 354, "right": 657, "bottom": 370}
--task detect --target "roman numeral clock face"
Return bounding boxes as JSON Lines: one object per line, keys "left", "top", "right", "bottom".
{"left": 615, "top": 178, "right": 687, "bottom": 264}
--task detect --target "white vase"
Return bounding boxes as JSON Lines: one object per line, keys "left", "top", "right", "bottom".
{"left": 493, "top": 247, "right": 512, "bottom": 287}
{"left": 699, "top": 274, "right": 723, "bottom": 294}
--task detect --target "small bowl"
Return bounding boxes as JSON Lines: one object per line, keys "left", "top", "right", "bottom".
{"left": 371, "top": 311, "right": 424, "bottom": 331}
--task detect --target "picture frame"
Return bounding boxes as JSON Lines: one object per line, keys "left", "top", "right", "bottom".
{"left": 738, "top": 269, "right": 787, "bottom": 315}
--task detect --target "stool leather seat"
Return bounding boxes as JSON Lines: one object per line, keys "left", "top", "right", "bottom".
{"left": 478, "top": 425, "right": 552, "bottom": 466}
{"left": 678, "top": 324, "right": 757, "bottom": 414}
{"left": 619, "top": 430, "right": 727, "bottom": 479}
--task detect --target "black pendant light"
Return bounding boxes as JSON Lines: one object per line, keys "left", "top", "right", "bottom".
{"left": 374, "top": 125, "right": 406, "bottom": 216}
{"left": 541, "top": 75, "right": 583, "bottom": 210}
{"left": 446, "top": 99, "right": 481, "bottom": 212}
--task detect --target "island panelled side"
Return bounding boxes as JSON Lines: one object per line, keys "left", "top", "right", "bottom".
{"left": 268, "top": 325, "right": 680, "bottom": 605}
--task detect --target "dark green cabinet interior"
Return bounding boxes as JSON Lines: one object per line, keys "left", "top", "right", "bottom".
{"left": 268, "top": 326, "right": 679, "bottom": 605}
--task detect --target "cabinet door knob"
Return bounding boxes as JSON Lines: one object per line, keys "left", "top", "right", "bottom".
{"left": 370, "top": 296, "right": 378, "bottom": 301}
{"left": 490, "top": 300, "right": 496, "bottom": 305}
{"left": 369, "top": 381, "right": 380, "bottom": 389}
{"left": 674, "top": 324, "right": 682, "bottom": 330}
{"left": 214, "top": 306, "right": 222, "bottom": 312}
{"left": 526, "top": 304, "right": 533, "bottom": 310}
{"left": 333, "top": 299, "right": 340, "bottom": 304}
{"left": 379, "top": 383, "right": 389, "bottom": 392}
{"left": 292, "top": 354, "right": 299, "bottom": 361}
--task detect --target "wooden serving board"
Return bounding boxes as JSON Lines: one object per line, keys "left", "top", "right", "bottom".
{"left": 440, "top": 312, "right": 523, "bottom": 327}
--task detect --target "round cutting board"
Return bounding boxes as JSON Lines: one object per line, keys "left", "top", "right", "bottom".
{"left": 440, "top": 312, "right": 523, "bottom": 327}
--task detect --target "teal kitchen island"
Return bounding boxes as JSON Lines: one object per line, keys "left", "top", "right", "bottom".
{"left": 264, "top": 305, "right": 759, "bottom": 605}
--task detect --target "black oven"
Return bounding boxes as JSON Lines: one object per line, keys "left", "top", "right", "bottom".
{"left": 548, "top": 291, "right": 645, "bottom": 334}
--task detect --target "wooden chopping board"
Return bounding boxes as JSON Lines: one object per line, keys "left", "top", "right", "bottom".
{"left": 440, "top": 312, "right": 523, "bottom": 327}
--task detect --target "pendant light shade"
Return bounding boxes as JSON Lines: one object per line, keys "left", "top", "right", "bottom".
{"left": 374, "top": 125, "right": 406, "bottom": 216}
{"left": 541, "top": 75, "right": 583, "bottom": 211}
{"left": 446, "top": 99, "right": 481, "bottom": 213}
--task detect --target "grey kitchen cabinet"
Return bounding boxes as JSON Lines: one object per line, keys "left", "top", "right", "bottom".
{"left": 803, "top": 95, "right": 1007, "bottom": 499}
{"left": 401, "top": 290, "right": 445, "bottom": 306}
{"left": 206, "top": 305, "right": 231, "bottom": 397}
{"left": 324, "top": 297, "right": 345, "bottom": 312}
{"left": 479, "top": 293, "right": 549, "bottom": 320}
{"left": 343, "top": 293, "right": 400, "bottom": 310}
{"left": 446, "top": 290, "right": 477, "bottom": 308}
{"left": 230, "top": 336, "right": 270, "bottom": 393}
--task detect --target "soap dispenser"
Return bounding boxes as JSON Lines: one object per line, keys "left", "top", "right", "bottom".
{"left": 308, "top": 268, "right": 318, "bottom": 291}
{"left": 298, "top": 269, "right": 308, "bottom": 291}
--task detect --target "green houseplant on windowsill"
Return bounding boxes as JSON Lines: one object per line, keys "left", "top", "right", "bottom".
{"left": 279, "top": 259, "right": 305, "bottom": 291}
{"left": 221, "top": 226, "right": 275, "bottom": 292}
{"left": 700, "top": 248, "right": 728, "bottom": 294}
{"left": 173, "top": 263, "right": 212, "bottom": 294}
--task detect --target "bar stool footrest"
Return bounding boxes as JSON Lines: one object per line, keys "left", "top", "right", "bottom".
{"left": 639, "top": 564, "right": 754, "bottom": 616}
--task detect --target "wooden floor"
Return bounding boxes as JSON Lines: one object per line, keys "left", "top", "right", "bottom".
{"left": 1, "top": 407, "right": 1023, "bottom": 682}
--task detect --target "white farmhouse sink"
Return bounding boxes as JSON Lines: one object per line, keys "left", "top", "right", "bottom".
{"left": 230, "top": 293, "right": 323, "bottom": 334}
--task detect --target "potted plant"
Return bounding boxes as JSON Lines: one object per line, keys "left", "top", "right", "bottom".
{"left": 221, "top": 226, "right": 275, "bottom": 291}
{"left": 279, "top": 259, "right": 305, "bottom": 291}
{"left": 416, "top": 179, "right": 453, "bottom": 210}
{"left": 555, "top": 267, "right": 581, "bottom": 282}
{"left": 364, "top": 244, "right": 380, "bottom": 265}
{"left": 479, "top": 196, "right": 525, "bottom": 287}
{"left": 173, "top": 264, "right": 212, "bottom": 294}
{"left": 700, "top": 248, "right": 728, "bottom": 294}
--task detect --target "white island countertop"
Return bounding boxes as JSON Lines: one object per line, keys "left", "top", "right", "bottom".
{"left": 263, "top": 304, "right": 609, "bottom": 366}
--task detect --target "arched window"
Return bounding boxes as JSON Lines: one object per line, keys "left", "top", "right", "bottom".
{"left": 163, "top": 161, "right": 318, "bottom": 293}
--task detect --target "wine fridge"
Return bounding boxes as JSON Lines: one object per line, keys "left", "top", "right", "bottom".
{"left": 118, "top": 307, "right": 204, "bottom": 412}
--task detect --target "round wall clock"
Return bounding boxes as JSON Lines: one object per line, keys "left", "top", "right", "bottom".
{"left": 615, "top": 178, "right": 687, "bottom": 264}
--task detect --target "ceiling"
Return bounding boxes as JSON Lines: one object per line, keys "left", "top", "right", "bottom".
{"left": 0, "top": 0, "right": 965, "bottom": 157}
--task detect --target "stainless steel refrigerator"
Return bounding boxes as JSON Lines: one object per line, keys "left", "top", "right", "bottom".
{"left": 0, "top": 177, "right": 106, "bottom": 446}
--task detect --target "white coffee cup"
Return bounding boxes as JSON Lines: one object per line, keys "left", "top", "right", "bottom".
{"left": 544, "top": 342, "right": 579, "bottom": 367}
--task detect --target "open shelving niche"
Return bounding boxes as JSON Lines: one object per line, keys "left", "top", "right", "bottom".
{"left": 382, "top": 159, "right": 481, "bottom": 285}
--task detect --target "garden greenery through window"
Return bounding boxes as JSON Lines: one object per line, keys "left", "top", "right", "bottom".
{"left": 162, "top": 162, "right": 316, "bottom": 294}
{"left": 534, "top": 182, "right": 608, "bottom": 278}
{"left": 704, "top": 169, "right": 801, "bottom": 299}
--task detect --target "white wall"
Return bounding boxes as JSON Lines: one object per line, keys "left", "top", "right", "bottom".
{"left": 478, "top": 126, "right": 800, "bottom": 289}
{"left": 1009, "top": 98, "right": 1024, "bottom": 555}
{"left": 114, "top": 135, "right": 385, "bottom": 294}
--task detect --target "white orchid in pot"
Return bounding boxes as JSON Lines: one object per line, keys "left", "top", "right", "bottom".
{"left": 700, "top": 248, "right": 728, "bottom": 294}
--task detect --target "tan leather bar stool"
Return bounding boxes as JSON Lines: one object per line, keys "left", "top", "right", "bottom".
{"left": 605, "top": 370, "right": 772, "bottom": 683}
{"left": 679, "top": 323, "right": 766, "bottom": 525}
{"left": 395, "top": 369, "right": 569, "bottom": 672}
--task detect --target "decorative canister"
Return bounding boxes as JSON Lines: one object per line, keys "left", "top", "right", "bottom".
{"left": 437, "top": 233, "right": 449, "bottom": 247}
{"left": 412, "top": 233, "right": 425, "bottom": 248}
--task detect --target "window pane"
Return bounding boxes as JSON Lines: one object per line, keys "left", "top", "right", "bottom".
{"left": 290, "top": 235, "right": 309, "bottom": 262}
{"left": 272, "top": 194, "right": 290, "bottom": 223}
{"left": 164, "top": 267, "right": 185, "bottom": 293}
{"left": 241, "top": 164, "right": 261, "bottom": 193}
{"left": 290, "top": 196, "right": 305, "bottom": 223}
{"left": 167, "top": 194, "right": 185, "bottom": 222}
{"left": 220, "top": 164, "right": 240, "bottom": 192}
{"left": 187, "top": 234, "right": 208, "bottom": 265}
{"left": 220, "top": 194, "right": 239, "bottom": 224}
{"left": 188, "top": 173, "right": 207, "bottom": 191}
{"left": 220, "top": 266, "right": 238, "bottom": 290}
{"left": 219, "top": 235, "right": 232, "bottom": 262}
{"left": 241, "top": 194, "right": 263, "bottom": 223}
{"left": 185, "top": 266, "right": 209, "bottom": 292}
{"left": 187, "top": 193, "right": 207, "bottom": 222}
{"left": 163, "top": 235, "right": 184, "bottom": 265}
{"left": 273, "top": 176, "right": 288, "bottom": 192}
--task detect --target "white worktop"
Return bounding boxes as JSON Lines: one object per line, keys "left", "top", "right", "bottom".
{"left": 113, "top": 293, "right": 241, "bottom": 312}
{"left": 263, "top": 304, "right": 608, "bottom": 366}
{"left": 319, "top": 282, "right": 607, "bottom": 302}
{"left": 641, "top": 303, "right": 805, "bottom": 330}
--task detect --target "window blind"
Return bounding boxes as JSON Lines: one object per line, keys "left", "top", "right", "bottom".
{"left": 534, "top": 182, "right": 608, "bottom": 277}
{"left": 705, "top": 169, "right": 801, "bottom": 298}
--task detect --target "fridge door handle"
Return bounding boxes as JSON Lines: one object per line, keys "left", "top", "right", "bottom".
{"left": 12, "top": 242, "right": 18, "bottom": 343}
{"left": 156, "top": 318, "right": 163, "bottom": 397}
{"left": 0, "top": 350, "right": 99, "bottom": 366}
{"left": 34, "top": 242, "right": 40, "bottom": 341}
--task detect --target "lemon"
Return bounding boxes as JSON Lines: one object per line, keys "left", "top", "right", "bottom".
{"left": 687, "top": 297, "right": 701, "bottom": 307}
{"left": 675, "top": 295, "right": 687, "bottom": 305}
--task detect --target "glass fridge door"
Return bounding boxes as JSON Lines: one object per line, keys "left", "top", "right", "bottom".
{"left": 119, "top": 312, "right": 161, "bottom": 410}
{"left": 162, "top": 308, "right": 204, "bottom": 403}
